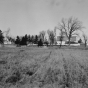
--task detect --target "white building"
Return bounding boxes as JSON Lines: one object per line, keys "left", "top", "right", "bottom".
{"left": 55, "top": 29, "right": 79, "bottom": 45}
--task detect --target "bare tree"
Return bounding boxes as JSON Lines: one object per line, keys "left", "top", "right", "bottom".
{"left": 39, "top": 31, "right": 46, "bottom": 43}
{"left": 54, "top": 27, "right": 57, "bottom": 45}
{"left": 0, "top": 30, "right": 4, "bottom": 44}
{"left": 47, "top": 29, "right": 55, "bottom": 45}
{"left": 83, "top": 33, "right": 87, "bottom": 47}
{"left": 55, "top": 26, "right": 64, "bottom": 47}
{"left": 3, "top": 28, "right": 10, "bottom": 44}
{"left": 60, "top": 17, "right": 84, "bottom": 45}
{"left": 59, "top": 29, "right": 64, "bottom": 48}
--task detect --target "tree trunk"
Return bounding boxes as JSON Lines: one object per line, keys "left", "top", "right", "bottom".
{"left": 68, "top": 38, "right": 71, "bottom": 46}
{"left": 85, "top": 41, "right": 87, "bottom": 47}
{"left": 59, "top": 41, "right": 62, "bottom": 48}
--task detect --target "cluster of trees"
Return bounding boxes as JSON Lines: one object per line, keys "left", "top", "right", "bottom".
{"left": 0, "top": 17, "right": 88, "bottom": 47}
{"left": 38, "top": 30, "right": 55, "bottom": 46}
{"left": 0, "top": 30, "right": 4, "bottom": 44}
{"left": 37, "top": 17, "right": 86, "bottom": 47}
{"left": 15, "top": 33, "right": 49, "bottom": 47}
{"left": 15, "top": 34, "right": 39, "bottom": 46}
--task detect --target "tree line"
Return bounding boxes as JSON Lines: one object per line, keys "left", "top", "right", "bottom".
{"left": 0, "top": 17, "right": 87, "bottom": 47}
{"left": 15, "top": 34, "right": 39, "bottom": 46}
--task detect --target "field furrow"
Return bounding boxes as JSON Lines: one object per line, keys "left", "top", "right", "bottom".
{"left": 0, "top": 47, "right": 88, "bottom": 88}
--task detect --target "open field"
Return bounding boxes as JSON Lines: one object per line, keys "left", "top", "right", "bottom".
{"left": 0, "top": 46, "right": 88, "bottom": 88}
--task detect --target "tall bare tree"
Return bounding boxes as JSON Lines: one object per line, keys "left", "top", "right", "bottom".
{"left": 55, "top": 26, "right": 64, "bottom": 47}
{"left": 39, "top": 31, "right": 46, "bottom": 43}
{"left": 60, "top": 17, "right": 84, "bottom": 45}
{"left": 47, "top": 29, "right": 55, "bottom": 45}
{"left": 83, "top": 33, "right": 87, "bottom": 47}
{"left": 59, "top": 29, "right": 64, "bottom": 48}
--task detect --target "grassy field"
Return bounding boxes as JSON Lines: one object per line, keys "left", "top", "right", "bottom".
{"left": 0, "top": 46, "right": 88, "bottom": 88}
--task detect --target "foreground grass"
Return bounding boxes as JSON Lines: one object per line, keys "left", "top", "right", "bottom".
{"left": 0, "top": 46, "right": 88, "bottom": 88}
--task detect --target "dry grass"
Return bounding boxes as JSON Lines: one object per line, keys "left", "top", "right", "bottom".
{"left": 0, "top": 46, "right": 88, "bottom": 88}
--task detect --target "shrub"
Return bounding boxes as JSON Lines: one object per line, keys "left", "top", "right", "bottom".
{"left": 5, "top": 70, "right": 21, "bottom": 85}
{"left": 38, "top": 39, "right": 43, "bottom": 47}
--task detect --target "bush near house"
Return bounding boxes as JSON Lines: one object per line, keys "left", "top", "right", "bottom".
{"left": 38, "top": 39, "right": 43, "bottom": 47}
{"left": 65, "top": 41, "right": 78, "bottom": 44}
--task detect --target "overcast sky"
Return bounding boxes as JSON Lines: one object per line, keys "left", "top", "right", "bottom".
{"left": 0, "top": 0, "right": 88, "bottom": 37}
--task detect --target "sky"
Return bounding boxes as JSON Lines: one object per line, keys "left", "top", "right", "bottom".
{"left": 0, "top": 0, "right": 88, "bottom": 37}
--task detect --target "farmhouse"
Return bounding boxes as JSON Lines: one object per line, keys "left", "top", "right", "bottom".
{"left": 55, "top": 30, "right": 78, "bottom": 45}
{"left": 56, "top": 35, "right": 77, "bottom": 45}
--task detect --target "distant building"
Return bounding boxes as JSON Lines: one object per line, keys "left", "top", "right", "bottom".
{"left": 55, "top": 30, "right": 78, "bottom": 45}
{"left": 4, "top": 40, "right": 12, "bottom": 44}
{"left": 57, "top": 35, "right": 76, "bottom": 42}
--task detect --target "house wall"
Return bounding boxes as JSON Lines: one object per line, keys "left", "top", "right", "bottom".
{"left": 57, "top": 35, "right": 77, "bottom": 42}
{"left": 55, "top": 29, "right": 78, "bottom": 42}
{"left": 70, "top": 36, "right": 76, "bottom": 42}
{"left": 57, "top": 36, "right": 68, "bottom": 41}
